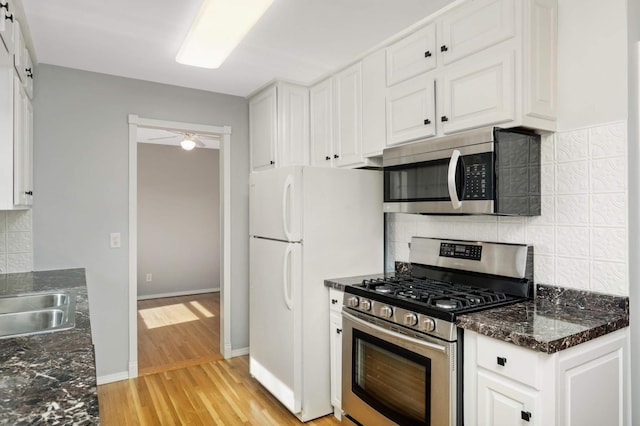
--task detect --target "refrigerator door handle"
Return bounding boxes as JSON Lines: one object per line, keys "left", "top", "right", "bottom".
{"left": 282, "top": 174, "right": 294, "bottom": 241}
{"left": 283, "top": 244, "right": 293, "bottom": 311}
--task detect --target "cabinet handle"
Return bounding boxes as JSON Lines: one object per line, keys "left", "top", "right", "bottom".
{"left": 497, "top": 356, "right": 507, "bottom": 366}
{"left": 333, "top": 154, "right": 339, "bottom": 159}
{"left": 424, "top": 51, "right": 432, "bottom": 58}
{"left": 424, "top": 119, "right": 431, "bottom": 125}
{"left": 440, "top": 45, "right": 448, "bottom": 52}
{"left": 331, "top": 299, "right": 338, "bottom": 304}
{"left": 25, "top": 191, "right": 33, "bottom": 196}
{"left": 336, "top": 328, "right": 342, "bottom": 334}
{"left": 269, "top": 160, "right": 275, "bottom": 165}
{"left": 441, "top": 116, "right": 449, "bottom": 122}
{"left": 0, "top": 3, "right": 8, "bottom": 11}
{"left": 5, "top": 12, "right": 12, "bottom": 22}
{"left": 325, "top": 156, "right": 331, "bottom": 161}
{"left": 521, "top": 411, "right": 531, "bottom": 422}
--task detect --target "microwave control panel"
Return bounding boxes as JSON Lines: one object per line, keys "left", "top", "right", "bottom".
{"left": 440, "top": 242, "right": 482, "bottom": 261}
{"left": 463, "top": 153, "right": 493, "bottom": 200}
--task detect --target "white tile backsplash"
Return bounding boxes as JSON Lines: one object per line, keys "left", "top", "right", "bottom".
{"left": 385, "top": 121, "right": 629, "bottom": 295}
{"left": 0, "top": 210, "right": 33, "bottom": 273}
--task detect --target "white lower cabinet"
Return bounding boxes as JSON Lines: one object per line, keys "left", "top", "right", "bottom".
{"left": 328, "top": 288, "right": 343, "bottom": 419}
{"left": 465, "top": 329, "right": 629, "bottom": 426}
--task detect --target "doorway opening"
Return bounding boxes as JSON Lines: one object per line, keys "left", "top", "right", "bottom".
{"left": 129, "top": 115, "right": 231, "bottom": 378}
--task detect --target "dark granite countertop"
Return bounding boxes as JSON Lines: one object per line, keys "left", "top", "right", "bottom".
{"left": 0, "top": 269, "right": 99, "bottom": 425}
{"left": 325, "top": 263, "right": 629, "bottom": 354}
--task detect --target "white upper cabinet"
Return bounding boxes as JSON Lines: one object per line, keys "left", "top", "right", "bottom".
{"left": 310, "top": 78, "right": 334, "bottom": 167}
{"left": 250, "top": 85, "right": 277, "bottom": 171}
{"left": 438, "top": 0, "right": 515, "bottom": 65}
{"left": 13, "top": 73, "right": 32, "bottom": 206}
{"left": 0, "top": 0, "right": 15, "bottom": 56}
{"left": 361, "top": 49, "right": 386, "bottom": 158}
{"left": 12, "top": 18, "right": 25, "bottom": 82}
{"left": 386, "top": 23, "right": 437, "bottom": 86}
{"left": 385, "top": 0, "right": 557, "bottom": 146}
{"left": 249, "top": 82, "right": 309, "bottom": 172}
{"left": 333, "top": 63, "right": 363, "bottom": 168}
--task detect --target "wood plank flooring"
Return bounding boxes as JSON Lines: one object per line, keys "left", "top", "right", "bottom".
{"left": 98, "top": 293, "right": 340, "bottom": 424}
{"left": 137, "top": 293, "right": 223, "bottom": 376}
{"left": 98, "top": 356, "right": 340, "bottom": 425}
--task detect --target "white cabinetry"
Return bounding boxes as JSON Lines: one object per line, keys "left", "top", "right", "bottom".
{"left": 310, "top": 52, "right": 384, "bottom": 168}
{"left": 0, "top": 0, "right": 15, "bottom": 56}
{"left": 464, "top": 329, "right": 629, "bottom": 426}
{"left": 385, "top": 0, "right": 556, "bottom": 146}
{"left": 13, "top": 74, "right": 32, "bottom": 206}
{"left": 249, "top": 82, "right": 309, "bottom": 172}
{"left": 328, "top": 287, "right": 344, "bottom": 420}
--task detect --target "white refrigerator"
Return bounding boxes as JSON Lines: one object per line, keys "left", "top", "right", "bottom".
{"left": 249, "top": 166, "right": 383, "bottom": 422}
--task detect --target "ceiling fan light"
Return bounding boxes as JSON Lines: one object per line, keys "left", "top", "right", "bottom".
{"left": 176, "top": 0, "right": 275, "bottom": 69}
{"left": 180, "top": 138, "right": 197, "bottom": 151}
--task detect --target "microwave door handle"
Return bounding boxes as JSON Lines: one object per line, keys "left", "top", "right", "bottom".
{"left": 447, "top": 149, "right": 462, "bottom": 210}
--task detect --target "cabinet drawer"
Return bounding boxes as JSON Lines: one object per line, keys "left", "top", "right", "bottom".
{"left": 477, "top": 334, "right": 540, "bottom": 388}
{"left": 329, "top": 288, "right": 344, "bottom": 313}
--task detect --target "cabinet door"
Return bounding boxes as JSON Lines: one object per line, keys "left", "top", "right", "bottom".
{"left": 278, "top": 83, "right": 309, "bottom": 168}
{"left": 334, "top": 63, "right": 363, "bottom": 167}
{"left": 386, "top": 72, "right": 435, "bottom": 145}
{"left": 12, "top": 20, "right": 26, "bottom": 83}
{"left": 13, "top": 75, "right": 31, "bottom": 206}
{"left": 0, "top": 0, "right": 15, "bottom": 56}
{"left": 362, "top": 50, "right": 386, "bottom": 158}
{"left": 386, "top": 23, "right": 437, "bottom": 86}
{"left": 22, "top": 48, "right": 33, "bottom": 99}
{"left": 249, "top": 85, "right": 277, "bottom": 171}
{"left": 440, "top": 49, "right": 515, "bottom": 134}
{"left": 477, "top": 370, "right": 540, "bottom": 426}
{"left": 439, "top": 0, "right": 515, "bottom": 65}
{"left": 329, "top": 311, "right": 343, "bottom": 414}
{"left": 310, "top": 78, "right": 334, "bottom": 167}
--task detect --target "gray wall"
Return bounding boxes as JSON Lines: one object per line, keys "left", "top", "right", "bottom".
{"left": 137, "top": 143, "right": 220, "bottom": 298}
{"left": 628, "top": 0, "right": 640, "bottom": 423}
{"left": 32, "top": 64, "right": 250, "bottom": 378}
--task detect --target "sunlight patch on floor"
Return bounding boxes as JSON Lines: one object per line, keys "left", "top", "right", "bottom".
{"left": 139, "top": 304, "right": 199, "bottom": 329}
{"left": 190, "top": 301, "right": 215, "bottom": 318}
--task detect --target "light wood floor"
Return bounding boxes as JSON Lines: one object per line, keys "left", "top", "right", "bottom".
{"left": 98, "top": 293, "right": 340, "bottom": 425}
{"left": 137, "top": 293, "right": 223, "bottom": 376}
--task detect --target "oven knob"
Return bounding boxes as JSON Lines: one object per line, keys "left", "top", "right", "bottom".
{"left": 421, "top": 318, "right": 436, "bottom": 332}
{"left": 347, "top": 296, "right": 359, "bottom": 308}
{"left": 380, "top": 306, "right": 393, "bottom": 318}
{"left": 403, "top": 313, "right": 418, "bottom": 327}
{"left": 361, "top": 299, "right": 372, "bottom": 311}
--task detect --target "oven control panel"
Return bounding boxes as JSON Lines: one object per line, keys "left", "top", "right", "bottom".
{"left": 440, "top": 242, "right": 482, "bottom": 261}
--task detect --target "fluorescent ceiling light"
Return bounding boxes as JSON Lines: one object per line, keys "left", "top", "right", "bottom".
{"left": 176, "top": 0, "right": 275, "bottom": 69}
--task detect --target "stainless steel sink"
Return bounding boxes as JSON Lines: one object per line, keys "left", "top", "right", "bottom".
{"left": 0, "top": 290, "right": 76, "bottom": 339}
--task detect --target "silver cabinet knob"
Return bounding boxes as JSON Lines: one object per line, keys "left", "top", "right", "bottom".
{"left": 347, "top": 296, "right": 359, "bottom": 308}
{"left": 403, "top": 313, "right": 418, "bottom": 326}
{"left": 380, "top": 306, "right": 393, "bottom": 318}
{"left": 421, "top": 317, "right": 435, "bottom": 332}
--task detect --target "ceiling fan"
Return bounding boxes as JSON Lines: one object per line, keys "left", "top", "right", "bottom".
{"left": 147, "top": 130, "right": 219, "bottom": 151}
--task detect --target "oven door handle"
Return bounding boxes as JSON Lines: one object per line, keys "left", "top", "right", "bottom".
{"left": 447, "top": 149, "right": 462, "bottom": 210}
{"left": 343, "top": 311, "right": 449, "bottom": 354}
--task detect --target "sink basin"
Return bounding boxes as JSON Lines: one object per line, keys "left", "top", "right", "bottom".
{"left": 0, "top": 292, "right": 71, "bottom": 314}
{"left": 0, "top": 290, "right": 76, "bottom": 339}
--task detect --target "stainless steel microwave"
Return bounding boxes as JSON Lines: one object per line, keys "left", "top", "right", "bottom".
{"left": 383, "top": 127, "right": 541, "bottom": 215}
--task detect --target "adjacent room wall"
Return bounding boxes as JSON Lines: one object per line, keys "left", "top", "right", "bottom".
{"left": 137, "top": 143, "right": 220, "bottom": 299}
{"left": 32, "top": 64, "right": 250, "bottom": 379}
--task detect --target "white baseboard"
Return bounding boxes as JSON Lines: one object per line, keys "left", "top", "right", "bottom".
{"left": 231, "top": 346, "right": 250, "bottom": 357}
{"left": 137, "top": 288, "right": 220, "bottom": 300}
{"left": 97, "top": 371, "right": 130, "bottom": 385}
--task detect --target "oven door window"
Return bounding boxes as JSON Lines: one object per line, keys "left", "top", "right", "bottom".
{"left": 352, "top": 329, "right": 431, "bottom": 426}
{"left": 384, "top": 158, "right": 463, "bottom": 203}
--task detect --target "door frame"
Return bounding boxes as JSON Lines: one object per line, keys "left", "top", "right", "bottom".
{"left": 127, "top": 114, "right": 232, "bottom": 378}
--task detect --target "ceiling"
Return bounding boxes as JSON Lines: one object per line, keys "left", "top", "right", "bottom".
{"left": 21, "top": 0, "right": 454, "bottom": 97}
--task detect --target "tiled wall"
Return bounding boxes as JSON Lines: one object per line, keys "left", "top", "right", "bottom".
{"left": 386, "top": 121, "right": 629, "bottom": 296}
{"left": 0, "top": 210, "right": 34, "bottom": 273}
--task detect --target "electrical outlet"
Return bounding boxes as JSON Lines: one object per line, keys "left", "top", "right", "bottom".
{"left": 110, "top": 232, "right": 121, "bottom": 248}
{"left": 146, "top": 273, "right": 152, "bottom": 282}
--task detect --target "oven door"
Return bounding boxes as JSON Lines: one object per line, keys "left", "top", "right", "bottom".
{"left": 383, "top": 143, "right": 495, "bottom": 214}
{"left": 342, "top": 310, "right": 458, "bottom": 426}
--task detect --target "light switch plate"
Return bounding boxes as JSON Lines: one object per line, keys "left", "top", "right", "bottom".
{"left": 110, "top": 232, "right": 121, "bottom": 248}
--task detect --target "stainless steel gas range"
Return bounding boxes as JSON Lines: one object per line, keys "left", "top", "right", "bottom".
{"left": 341, "top": 237, "right": 533, "bottom": 426}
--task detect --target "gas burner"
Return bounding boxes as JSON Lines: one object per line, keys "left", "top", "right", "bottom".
{"left": 435, "top": 299, "right": 459, "bottom": 310}
{"left": 375, "top": 285, "right": 394, "bottom": 294}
